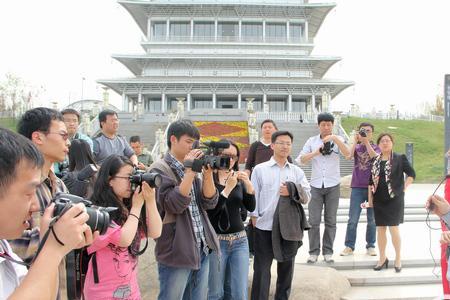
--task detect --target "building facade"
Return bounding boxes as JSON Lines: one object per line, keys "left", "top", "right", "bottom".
{"left": 98, "top": 0, "right": 353, "bottom": 117}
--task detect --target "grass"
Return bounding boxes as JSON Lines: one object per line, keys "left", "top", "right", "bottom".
{"left": 341, "top": 117, "right": 444, "bottom": 183}
{"left": 0, "top": 117, "right": 17, "bottom": 131}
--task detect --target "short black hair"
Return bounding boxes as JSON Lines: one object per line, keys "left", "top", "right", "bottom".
{"left": 17, "top": 107, "right": 64, "bottom": 140}
{"left": 98, "top": 109, "right": 118, "bottom": 129}
{"left": 260, "top": 119, "right": 278, "bottom": 130}
{"left": 166, "top": 119, "right": 200, "bottom": 149}
{"left": 271, "top": 130, "right": 294, "bottom": 143}
{"left": 317, "top": 112, "right": 334, "bottom": 125}
{"left": 0, "top": 127, "right": 44, "bottom": 197}
{"left": 129, "top": 136, "right": 141, "bottom": 143}
{"left": 61, "top": 108, "right": 81, "bottom": 121}
{"left": 359, "top": 122, "right": 374, "bottom": 132}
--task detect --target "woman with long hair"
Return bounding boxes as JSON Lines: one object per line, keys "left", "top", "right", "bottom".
{"left": 62, "top": 139, "right": 98, "bottom": 198}
{"left": 207, "top": 140, "right": 255, "bottom": 300}
{"left": 368, "top": 133, "right": 415, "bottom": 273}
{"left": 83, "top": 155, "right": 162, "bottom": 299}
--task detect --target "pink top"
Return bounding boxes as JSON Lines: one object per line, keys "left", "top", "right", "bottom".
{"left": 83, "top": 223, "right": 141, "bottom": 300}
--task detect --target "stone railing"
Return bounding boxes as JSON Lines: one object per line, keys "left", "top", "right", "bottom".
{"left": 255, "top": 111, "right": 317, "bottom": 123}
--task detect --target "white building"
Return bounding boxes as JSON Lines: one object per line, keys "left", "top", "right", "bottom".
{"left": 98, "top": 0, "right": 353, "bottom": 120}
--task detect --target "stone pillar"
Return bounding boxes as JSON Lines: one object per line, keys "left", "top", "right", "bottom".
{"left": 304, "top": 21, "right": 309, "bottom": 42}
{"left": 262, "top": 20, "right": 266, "bottom": 42}
{"left": 263, "top": 94, "right": 269, "bottom": 112}
{"left": 238, "top": 93, "right": 242, "bottom": 109}
{"left": 161, "top": 93, "right": 166, "bottom": 112}
{"left": 166, "top": 20, "right": 170, "bottom": 40}
{"left": 286, "top": 20, "right": 290, "bottom": 42}
{"left": 215, "top": 19, "right": 218, "bottom": 41}
{"left": 212, "top": 93, "right": 216, "bottom": 109}
{"left": 138, "top": 92, "right": 143, "bottom": 117}
{"left": 122, "top": 93, "right": 128, "bottom": 112}
{"left": 190, "top": 19, "right": 194, "bottom": 41}
{"left": 187, "top": 94, "right": 191, "bottom": 111}
{"left": 147, "top": 17, "right": 152, "bottom": 40}
{"left": 288, "top": 94, "right": 292, "bottom": 112}
{"left": 238, "top": 20, "right": 242, "bottom": 41}
{"left": 322, "top": 90, "right": 330, "bottom": 113}
{"left": 102, "top": 87, "right": 109, "bottom": 109}
{"left": 176, "top": 97, "right": 185, "bottom": 118}
{"left": 311, "top": 94, "right": 316, "bottom": 113}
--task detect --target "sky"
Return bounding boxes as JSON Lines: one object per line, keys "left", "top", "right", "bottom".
{"left": 1, "top": 0, "right": 450, "bottom": 114}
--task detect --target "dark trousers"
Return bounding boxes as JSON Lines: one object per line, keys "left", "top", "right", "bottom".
{"left": 251, "top": 228, "right": 295, "bottom": 300}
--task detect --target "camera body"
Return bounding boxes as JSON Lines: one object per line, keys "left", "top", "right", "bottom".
{"left": 129, "top": 170, "right": 162, "bottom": 189}
{"left": 53, "top": 192, "right": 116, "bottom": 235}
{"left": 359, "top": 128, "right": 367, "bottom": 138}
{"left": 320, "top": 141, "right": 334, "bottom": 156}
{"left": 191, "top": 140, "right": 231, "bottom": 173}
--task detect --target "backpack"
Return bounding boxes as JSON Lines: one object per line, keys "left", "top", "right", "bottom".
{"left": 65, "top": 248, "right": 98, "bottom": 300}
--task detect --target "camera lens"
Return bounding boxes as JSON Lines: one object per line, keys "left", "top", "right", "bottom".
{"left": 85, "top": 207, "right": 110, "bottom": 235}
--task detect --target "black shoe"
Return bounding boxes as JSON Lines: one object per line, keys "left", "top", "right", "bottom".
{"left": 394, "top": 265, "right": 402, "bottom": 273}
{"left": 373, "top": 258, "right": 389, "bottom": 271}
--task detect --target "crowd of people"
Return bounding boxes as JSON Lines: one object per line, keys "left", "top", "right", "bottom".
{"left": 4, "top": 105, "right": 450, "bottom": 300}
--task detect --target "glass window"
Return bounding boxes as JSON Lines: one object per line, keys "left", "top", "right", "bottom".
{"left": 218, "top": 22, "right": 238, "bottom": 39}
{"left": 194, "top": 21, "right": 214, "bottom": 39}
{"left": 170, "top": 21, "right": 190, "bottom": 38}
{"left": 152, "top": 21, "right": 166, "bottom": 38}
{"left": 266, "top": 23, "right": 286, "bottom": 41}
{"left": 242, "top": 22, "right": 263, "bottom": 41}
{"left": 289, "top": 23, "right": 303, "bottom": 42}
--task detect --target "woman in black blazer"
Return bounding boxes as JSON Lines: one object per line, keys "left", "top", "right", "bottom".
{"left": 368, "top": 133, "right": 415, "bottom": 272}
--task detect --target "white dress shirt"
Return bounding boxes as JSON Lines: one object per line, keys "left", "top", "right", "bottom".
{"left": 250, "top": 157, "right": 311, "bottom": 231}
{"left": 0, "top": 240, "right": 27, "bottom": 299}
{"left": 296, "top": 134, "right": 344, "bottom": 189}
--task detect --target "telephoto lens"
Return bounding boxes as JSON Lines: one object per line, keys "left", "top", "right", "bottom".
{"left": 129, "top": 171, "right": 162, "bottom": 188}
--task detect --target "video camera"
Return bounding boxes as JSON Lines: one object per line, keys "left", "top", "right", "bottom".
{"left": 53, "top": 192, "right": 116, "bottom": 235}
{"left": 188, "top": 140, "right": 231, "bottom": 172}
{"left": 130, "top": 169, "right": 162, "bottom": 190}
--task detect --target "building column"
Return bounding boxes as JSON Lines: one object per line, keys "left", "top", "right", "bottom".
{"left": 147, "top": 17, "right": 152, "bottom": 40}
{"left": 286, "top": 20, "right": 290, "bottom": 42}
{"left": 263, "top": 94, "right": 269, "bottom": 112}
{"left": 238, "top": 20, "right": 242, "bottom": 41}
{"left": 304, "top": 21, "right": 308, "bottom": 43}
{"left": 288, "top": 94, "right": 292, "bottom": 112}
{"left": 212, "top": 93, "right": 216, "bottom": 109}
{"left": 122, "top": 93, "right": 129, "bottom": 112}
{"left": 215, "top": 19, "right": 218, "bottom": 41}
{"left": 187, "top": 93, "right": 191, "bottom": 111}
{"left": 161, "top": 93, "right": 166, "bottom": 112}
{"left": 190, "top": 19, "right": 194, "bottom": 41}
{"left": 138, "top": 92, "right": 143, "bottom": 117}
{"left": 166, "top": 20, "right": 170, "bottom": 40}
{"left": 238, "top": 93, "right": 242, "bottom": 109}
{"left": 262, "top": 20, "right": 266, "bottom": 42}
{"left": 311, "top": 94, "right": 316, "bottom": 113}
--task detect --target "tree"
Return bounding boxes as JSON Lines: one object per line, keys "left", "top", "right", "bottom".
{"left": 430, "top": 94, "right": 444, "bottom": 116}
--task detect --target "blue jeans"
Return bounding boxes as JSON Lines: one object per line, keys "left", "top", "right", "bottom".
{"left": 158, "top": 250, "right": 210, "bottom": 300}
{"left": 344, "top": 187, "right": 376, "bottom": 250}
{"left": 208, "top": 236, "right": 249, "bottom": 300}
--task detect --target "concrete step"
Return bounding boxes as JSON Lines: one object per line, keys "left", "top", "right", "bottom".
{"left": 340, "top": 284, "right": 442, "bottom": 300}
{"left": 339, "top": 267, "right": 441, "bottom": 287}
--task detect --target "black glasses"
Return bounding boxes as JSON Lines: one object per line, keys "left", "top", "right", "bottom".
{"left": 47, "top": 132, "right": 69, "bottom": 141}
{"left": 222, "top": 154, "right": 238, "bottom": 160}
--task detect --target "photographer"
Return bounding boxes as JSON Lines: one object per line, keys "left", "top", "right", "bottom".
{"left": 83, "top": 155, "right": 162, "bottom": 299}
{"left": 341, "top": 122, "right": 380, "bottom": 257}
{"left": 296, "top": 112, "right": 350, "bottom": 263}
{"left": 207, "top": 140, "right": 255, "bottom": 300}
{"left": 62, "top": 139, "right": 98, "bottom": 199}
{"left": 149, "top": 119, "right": 219, "bottom": 300}
{"left": 0, "top": 128, "right": 94, "bottom": 299}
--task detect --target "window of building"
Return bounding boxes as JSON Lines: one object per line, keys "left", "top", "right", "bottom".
{"left": 242, "top": 22, "right": 263, "bottom": 41}
{"left": 266, "top": 22, "right": 286, "bottom": 41}
{"left": 170, "top": 21, "right": 190, "bottom": 38}
{"left": 194, "top": 21, "right": 215, "bottom": 39}
{"left": 152, "top": 21, "right": 166, "bottom": 38}
{"left": 289, "top": 23, "right": 303, "bottom": 42}
{"left": 218, "top": 22, "right": 238, "bottom": 40}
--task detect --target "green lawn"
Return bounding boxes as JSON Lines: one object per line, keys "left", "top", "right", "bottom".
{"left": 0, "top": 117, "right": 17, "bottom": 131}
{"left": 341, "top": 117, "right": 444, "bottom": 183}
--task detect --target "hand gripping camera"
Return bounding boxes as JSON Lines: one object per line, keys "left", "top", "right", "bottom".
{"left": 129, "top": 170, "right": 162, "bottom": 190}
{"left": 187, "top": 140, "right": 231, "bottom": 173}
{"left": 359, "top": 128, "right": 368, "bottom": 138}
{"left": 319, "top": 141, "right": 334, "bottom": 156}
{"left": 53, "top": 192, "right": 117, "bottom": 235}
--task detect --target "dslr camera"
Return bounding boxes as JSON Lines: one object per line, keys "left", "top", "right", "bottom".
{"left": 53, "top": 192, "right": 116, "bottom": 235}
{"left": 359, "top": 128, "right": 368, "bottom": 138}
{"left": 130, "top": 169, "right": 162, "bottom": 189}
{"left": 320, "top": 141, "right": 334, "bottom": 156}
{"left": 189, "top": 140, "right": 231, "bottom": 173}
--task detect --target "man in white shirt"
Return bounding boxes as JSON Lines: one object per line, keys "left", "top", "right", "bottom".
{"left": 250, "top": 131, "right": 310, "bottom": 300}
{"left": 0, "top": 128, "right": 94, "bottom": 299}
{"left": 296, "top": 113, "right": 350, "bottom": 263}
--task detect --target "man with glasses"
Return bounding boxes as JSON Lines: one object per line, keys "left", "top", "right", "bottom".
{"left": 341, "top": 122, "right": 380, "bottom": 257}
{"left": 296, "top": 112, "right": 350, "bottom": 264}
{"left": 10, "top": 107, "right": 78, "bottom": 298}
{"left": 250, "top": 131, "right": 310, "bottom": 300}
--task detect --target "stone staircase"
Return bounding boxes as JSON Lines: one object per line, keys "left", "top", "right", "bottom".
{"left": 295, "top": 184, "right": 445, "bottom": 299}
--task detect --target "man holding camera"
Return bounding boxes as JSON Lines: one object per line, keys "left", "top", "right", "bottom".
{"left": 149, "top": 119, "right": 219, "bottom": 300}
{"left": 0, "top": 127, "right": 94, "bottom": 299}
{"left": 341, "top": 122, "right": 380, "bottom": 257}
{"left": 93, "top": 109, "right": 138, "bottom": 166}
{"left": 296, "top": 112, "right": 350, "bottom": 263}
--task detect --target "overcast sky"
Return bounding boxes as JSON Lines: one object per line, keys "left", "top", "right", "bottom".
{"left": 1, "top": 0, "right": 450, "bottom": 113}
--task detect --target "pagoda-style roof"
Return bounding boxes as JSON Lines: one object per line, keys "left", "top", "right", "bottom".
{"left": 112, "top": 54, "right": 340, "bottom": 79}
{"left": 98, "top": 76, "right": 353, "bottom": 98}
{"left": 119, "top": 0, "right": 335, "bottom": 39}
